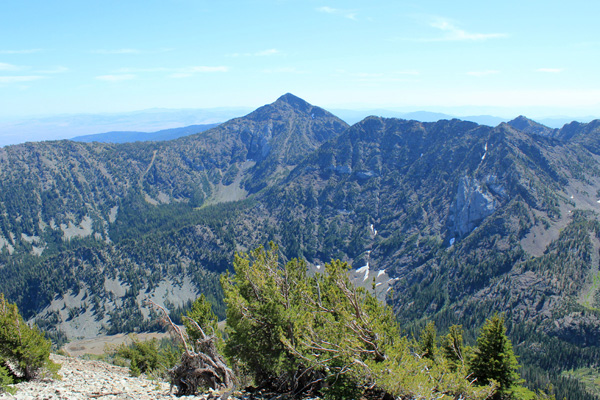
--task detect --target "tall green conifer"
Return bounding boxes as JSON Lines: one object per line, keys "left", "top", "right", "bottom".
{"left": 470, "top": 314, "right": 521, "bottom": 398}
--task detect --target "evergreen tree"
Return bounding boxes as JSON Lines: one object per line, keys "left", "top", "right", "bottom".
{"left": 418, "top": 321, "right": 437, "bottom": 360}
{"left": 440, "top": 324, "right": 464, "bottom": 371}
{"left": 470, "top": 314, "right": 521, "bottom": 398}
{"left": 183, "top": 294, "right": 219, "bottom": 344}
{"left": 0, "top": 293, "right": 59, "bottom": 392}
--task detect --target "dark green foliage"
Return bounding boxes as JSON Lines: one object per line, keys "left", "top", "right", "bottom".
{"left": 470, "top": 314, "right": 521, "bottom": 398}
{"left": 2, "top": 97, "right": 600, "bottom": 398}
{"left": 418, "top": 321, "right": 437, "bottom": 360}
{"left": 222, "top": 244, "right": 495, "bottom": 399}
{"left": 113, "top": 336, "right": 180, "bottom": 378}
{"left": 441, "top": 325, "right": 465, "bottom": 371}
{"left": 0, "top": 293, "right": 59, "bottom": 392}
{"left": 0, "top": 364, "right": 15, "bottom": 394}
{"left": 183, "top": 294, "right": 219, "bottom": 344}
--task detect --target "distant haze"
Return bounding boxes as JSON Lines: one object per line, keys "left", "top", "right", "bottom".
{"left": 0, "top": 104, "right": 595, "bottom": 147}
{"left": 1, "top": 2, "right": 599, "bottom": 120}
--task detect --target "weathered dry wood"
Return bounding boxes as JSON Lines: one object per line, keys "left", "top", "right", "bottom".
{"left": 144, "top": 299, "right": 236, "bottom": 396}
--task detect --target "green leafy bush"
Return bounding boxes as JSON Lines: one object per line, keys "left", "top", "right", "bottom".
{"left": 221, "top": 244, "right": 496, "bottom": 399}
{"left": 113, "top": 335, "right": 180, "bottom": 378}
{"left": 0, "top": 365, "right": 16, "bottom": 395}
{"left": 0, "top": 293, "right": 60, "bottom": 393}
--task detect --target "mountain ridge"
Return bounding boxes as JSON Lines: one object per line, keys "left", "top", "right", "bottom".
{"left": 3, "top": 94, "right": 600, "bottom": 398}
{"left": 71, "top": 123, "right": 220, "bottom": 143}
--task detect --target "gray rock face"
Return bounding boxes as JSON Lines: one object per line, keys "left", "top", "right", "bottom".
{"left": 452, "top": 175, "right": 496, "bottom": 237}
{"left": 548, "top": 312, "right": 600, "bottom": 346}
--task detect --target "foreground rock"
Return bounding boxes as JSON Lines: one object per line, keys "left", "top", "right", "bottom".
{"left": 6, "top": 354, "right": 209, "bottom": 399}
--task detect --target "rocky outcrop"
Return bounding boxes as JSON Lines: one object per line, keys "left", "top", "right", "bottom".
{"left": 547, "top": 312, "right": 600, "bottom": 347}
{"left": 11, "top": 354, "right": 177, "bottom": 399}
{"left": 451, "top": 175, "right": 496, "bottom": 237}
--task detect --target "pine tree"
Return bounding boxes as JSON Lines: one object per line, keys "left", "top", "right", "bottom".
{"left": 441, "top": 324, "right": 464, "bottom": 370}
{"left": 0, "top": 293, "right": 59, "bottom": 392}
{"left": 470, "top": 314, "right": 521, "bottom": 398}
{"left": 418, "top": 321, "right": 437, "bottom": 360}
{"left": 183, "top": 294, "right": 219, "bottom": 344}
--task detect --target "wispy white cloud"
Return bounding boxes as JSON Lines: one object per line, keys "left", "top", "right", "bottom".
{"left": 333, "top": 69, "right": 420, "bottom": 83}
{"left": 92, "top": 48, "right": 173, "bottom": 55}
{"left": 114, "top": 65, "right": 229, "bottom": 78}
{"left": 402, "top": 17, "right": 508, "bottom": 42}
{"left": 255, "top": 49, "right": 279, "bottom": 56}
{"left": 91, "top": 49, "right": 142, "bottom": 55}
{"left": 263, "top": 67, "right": 307, "bottom": 74}
{"left": 0, "top": 49, "right": 42, "bottom": 54}
{"left": 317, "top": 6, "right": 358, "bottom": 20}
{"left": 169, "top": 73, "right": 194, "bottom": 79}
{"left": 536, "top": 68, "right": 564, "bottom": 73}
{"left": 0, "top": 75, "right": 44, "bottom": 83}
{"left": 187, "top": 66, "right": 229, "bottom": 73}
{"left": 430, "top": 19, "right": 507, "bottom": 41}
{"left": 0, "top": 62, "right": 24, "bottom": 71}
{"left": 0, "top": 63, "right": 68, "bottom": 85}
{"left": 392, "top": 70, "right": 420, "bottom": 76}
{"left": 95, "top": 74, "right": 136, "bottom": 82}
{"left": 167, "top": 66, "right": 229, "bottom": 78}
{"left": 36, "top": 66, "right": 69, "bottom": 74}
{"left": 467, "top": 70, "right": 500, "bottom": 77}
{"left": 228, "top": 49, "right": 279, "bottom": 57}
{"left": 115, "top": 67, "right": 169, "bottom": 73}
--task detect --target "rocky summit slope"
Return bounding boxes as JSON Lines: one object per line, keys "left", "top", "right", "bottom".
{"left": 8, "top": 354, "right": 312, "bottom": 400}
{"left": 10, "top": 354, "right": 177, "bottom": 399}
{"left": 3, "top": 94, "right": 600, "bottom": 397}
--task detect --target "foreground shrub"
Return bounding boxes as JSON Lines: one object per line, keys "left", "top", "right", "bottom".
{"left": 221, "top": 244, "right": 495, "bottom": 399}
{"left": 112, "top": 335, "right": 180, "bottom": 378}
{"left": 0, "top": 293, "right": 59, "bottom": 393}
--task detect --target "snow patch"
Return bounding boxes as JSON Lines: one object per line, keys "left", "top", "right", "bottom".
{"left": 481, "top": 153, "right": 486, "bottom": 160}
{"left": 356, "top": 263, "right": 370, "bottom": 282}
{"left": 370, "top": 224, "right": 377, "bottom": 236}
{"left": 449, "top": 237, "right": 455, "bottom": 246}
{"left": 377, "top": 269, "right": 386, "bottom": 278}
{"left": 356, "top": 265, "right": 369, "bottom": 274}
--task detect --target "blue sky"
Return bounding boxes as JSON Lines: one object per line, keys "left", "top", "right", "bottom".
{"left": 1, "top": 0, "right": 599, "bottom": 119}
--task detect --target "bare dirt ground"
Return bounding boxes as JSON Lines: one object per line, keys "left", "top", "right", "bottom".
{"left": 61, "top": 332, "right": 170, "bottom": 357}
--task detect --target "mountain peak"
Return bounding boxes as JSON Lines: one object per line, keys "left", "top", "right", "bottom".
{"left": 507, "top": 115, "right": 553, "bottom": 136}
{"left": 275, "top": 93, "right": 312, "bottom": 112}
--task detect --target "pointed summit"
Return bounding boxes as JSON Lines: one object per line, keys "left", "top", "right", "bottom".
{"left": 507, "top": 115, "right": 553, "bottom": 136}
{"left": 274, "top": 93, "right": 312, "bottom": 113}
{"left": 178, "top": 93, "right": 348, "bottom": 193}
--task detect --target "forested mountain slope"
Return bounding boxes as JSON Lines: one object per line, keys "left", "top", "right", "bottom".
{"left": 0, "top": 93, "right": 347, "bottom": 256}
{"left": 2, "top": 94, "right": 600, "bottom": 398}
